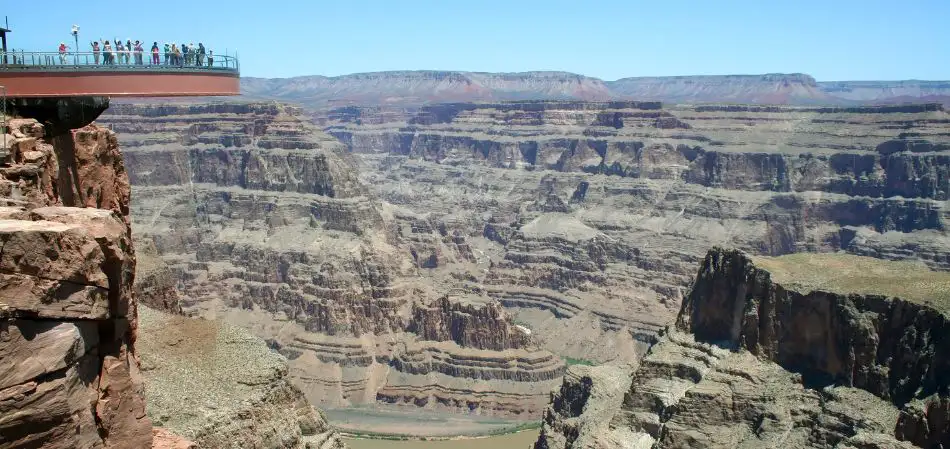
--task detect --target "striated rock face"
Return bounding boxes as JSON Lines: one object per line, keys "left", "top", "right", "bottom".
{"left": 0, "top": 119, "right": 152, "bottom": 448}
{"left": 101, "top": 99, "right": 950, "bottom": 431}
{"left": 99, "top": 103, "right": 566, "bottom": 421}
{"left": 535, "top": 364, "right": 639, "bottom": 449}
{"left": 323, "top": 100, "right": 950, "bottom": 370}
{"left": 137, "top": 306, "right": 346, "bottom": 449}
{"left": 537, "top": 248, "right": 950, "bottom": 448}
{"left": 679, "top": 249, "right": 950, "bottom": 406}
{"left": 408, "top": 295, "right": 531, "bottom": 351}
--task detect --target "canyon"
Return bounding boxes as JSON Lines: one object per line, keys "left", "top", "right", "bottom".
{"left": 94, "top": 95, "right": 950, "bottom": 444}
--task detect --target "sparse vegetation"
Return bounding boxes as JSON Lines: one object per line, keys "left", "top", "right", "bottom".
{"left": 564, "top": 357, "right": 596, "bottom": 366}
{"left": 753, "top": 253, "right": 950, "bottom": 311}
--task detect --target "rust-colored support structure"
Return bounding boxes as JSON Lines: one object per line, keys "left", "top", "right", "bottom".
{"left": 0, "top": 70, "right": 239, "bottom": 97}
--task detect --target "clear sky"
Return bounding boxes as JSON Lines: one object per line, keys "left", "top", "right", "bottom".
{"left": 7, "top": 0, "right": 949, "bottom": 81}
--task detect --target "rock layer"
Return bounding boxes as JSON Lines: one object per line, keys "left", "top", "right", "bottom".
{"left": 102, "top": 100, "right": 950, "bottom": 427}
{"left": 323, "top": 100, "right": 950, "bottom": 368}
{"left": 536, "top": 248, "right": 950, "bottom": 448}
{"left": 0, "top": 119, "right": 152, "bottom": 449}
{"left": 99, "top": 103, "right": 566, "bottom": 420}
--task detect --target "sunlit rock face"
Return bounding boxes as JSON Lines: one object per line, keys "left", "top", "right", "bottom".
{"left": 100, "top": 103, "right": 566, "bottom": 420}
{"left": 536, "top": 248, "right": 950, "bottom": 449}
{"left": 0, "top": 119, "right": 152, "bottom": 449}
{"left": 324, "top": 100, "right": 950, "bottom": 368}
{"left": 102, "top": 99, "right": 950, "bottom": 427}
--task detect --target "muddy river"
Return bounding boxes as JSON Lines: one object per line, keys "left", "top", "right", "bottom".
{"left": 343, "top": 430, "right": 539, "bottom": 449}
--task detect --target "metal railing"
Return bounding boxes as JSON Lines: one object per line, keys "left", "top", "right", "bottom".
{"left": 0, "top": 51, "right": 238, "bottom": 73}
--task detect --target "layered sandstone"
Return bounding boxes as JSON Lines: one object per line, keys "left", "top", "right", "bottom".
{"left": 101, "top": 99, "right": 950, "bottom": 432}
{"left": 0, "top": 118, "right": 152, "bottom": 448}
{"left": 98, "top": 103, "right": 566, "bottom": 423}
{"left": 322, "top": 101, "right": 950, "bottom": 367}
{"left": 536, "top": 248, "right": 950, "bottom": 448}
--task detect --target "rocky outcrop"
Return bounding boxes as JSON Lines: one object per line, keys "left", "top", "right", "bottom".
{"left": 408, "top": 295, "right": 531, "bottom": 351}
{"left": 134, "top": 239, "right": 183, "bottom": 314}
{"left": 537, "top": 248, "right": 950, "bottom": 448}
{"left": 137, "top": 306, "right": 346, "bottom": 449}
{"left": 0, "top": 119, "right": 152, "bottom": 448}
{"left": 679, "top": 249, "right": 950, "bottom": 405}
{"left": 535, "top": 364, "right": 638, "bottom": 449}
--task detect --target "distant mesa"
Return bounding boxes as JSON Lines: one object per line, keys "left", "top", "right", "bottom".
{"left": 239, "top": 70, "right": 950, "bottom": 109}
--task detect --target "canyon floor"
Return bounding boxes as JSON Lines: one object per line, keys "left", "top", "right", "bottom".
{"left": 343, "top": 430, "right": 539, "bottom": 449}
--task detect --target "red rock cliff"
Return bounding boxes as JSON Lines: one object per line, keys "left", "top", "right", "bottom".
{"left": 0, "top": 119, "right": 153, "bottom": 448}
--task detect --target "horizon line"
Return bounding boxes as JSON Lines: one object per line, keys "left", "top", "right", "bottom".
{"left": 239, "top": 70, "right": 950, "bottom": 84}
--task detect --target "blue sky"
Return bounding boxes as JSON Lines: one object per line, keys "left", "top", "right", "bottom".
{"left": 8, "top": 0, "right": 949, "bottom": 81}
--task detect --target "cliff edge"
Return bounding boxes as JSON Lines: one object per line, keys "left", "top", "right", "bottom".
{"left": 537, "top": 248, "right": 950, "bottom": 448}
{"left": 0, "top": 118, "right": 153, "bottom": 448}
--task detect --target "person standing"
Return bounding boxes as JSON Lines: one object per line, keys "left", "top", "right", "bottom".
{"left": 134, "top": 41, "right": 144, "bottom": 65}
{"left": 163, "top": 43, "right": 170, "bottom": 65}
{"left": 91, "top": 41, "right": 101, "bottom": 64}
{"left": 197, "top": 43, "right": 206, "bottom": 67}
{"left": 102, "top": 40, "right": 113, "bottom": 65}
{"left": 171, "top": 43, "right": 181, "bottom": 66}
{"left": 114, "top": 40, "right": 124, "bottom": 64}
{"left": 207, "top": 50, "right": 213, "bottom": 68}
{"left": 58, "top": 42, "right": 68, "bottom": 64}
{"left": 151, "top": 42, "right": 160, "bottom": 64}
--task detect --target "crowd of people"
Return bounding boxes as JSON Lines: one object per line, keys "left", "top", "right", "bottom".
{"left": 54, "top": 40, "right": 215, "bottom": 67}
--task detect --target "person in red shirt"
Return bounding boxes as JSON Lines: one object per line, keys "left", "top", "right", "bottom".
{"left": 58, "top": 42, "right": 68, "bottom": 64}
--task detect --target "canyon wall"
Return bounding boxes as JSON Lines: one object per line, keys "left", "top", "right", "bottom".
{"left": 98, "top": 103, "right": 566, "bottom": 421}
{"left": 536, "top": 248, "right": 950, "bottom": 448}
{"left": 323, "top": 101, "right": 949, "bottom": 367}
{"left": 0, "top": 118, "right": 153, "bottom": 448}
{"left": 0, "top": 106, "right": 347, "bottom": 448}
